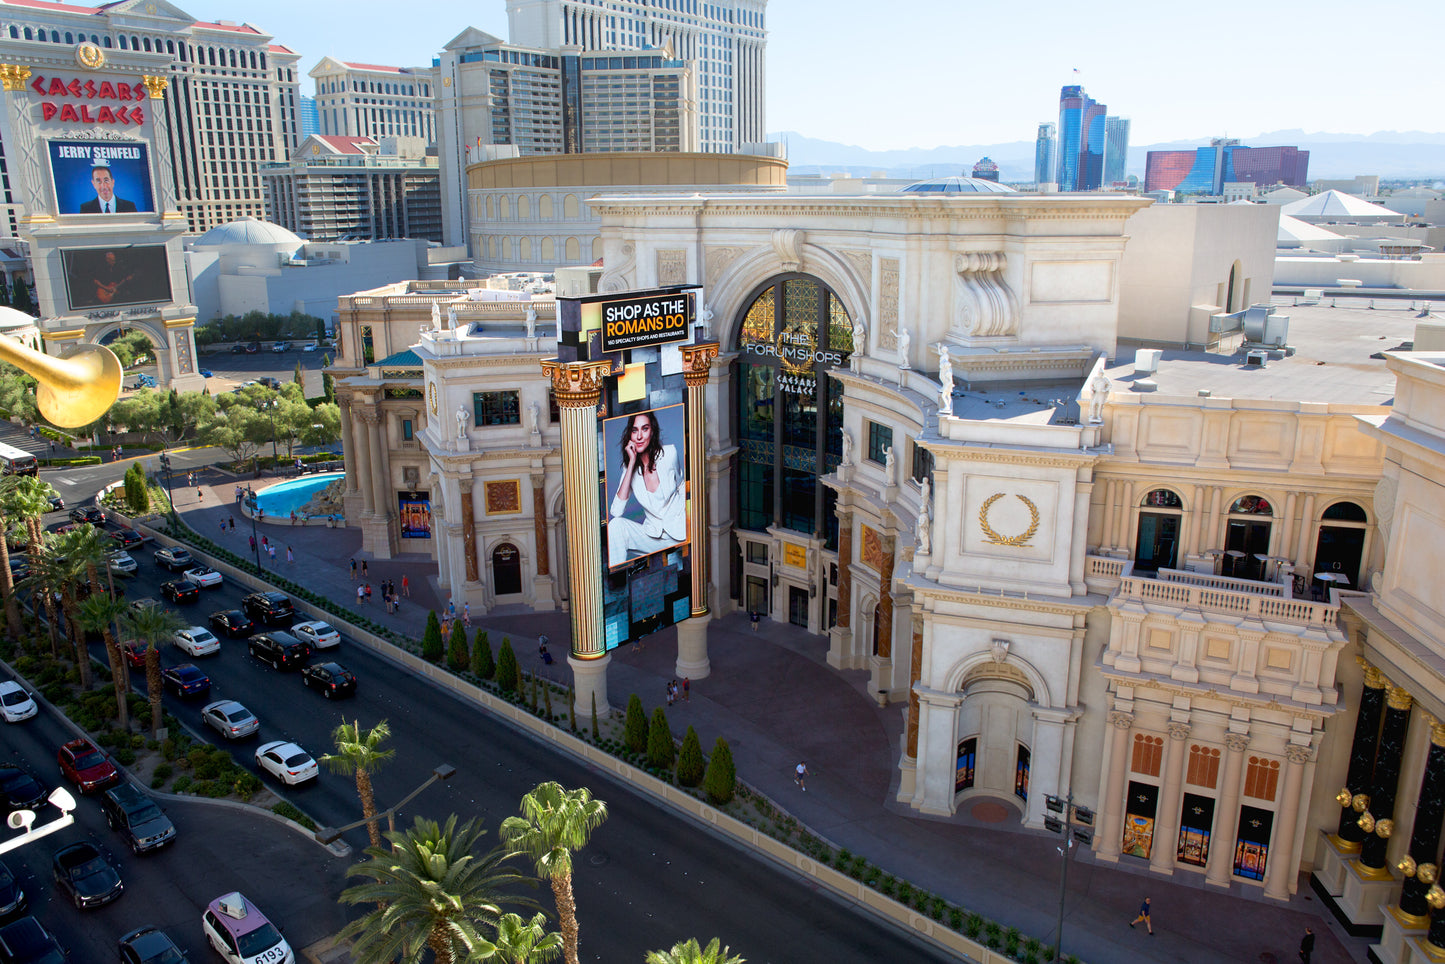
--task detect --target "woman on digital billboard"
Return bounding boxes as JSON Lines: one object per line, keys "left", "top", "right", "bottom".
{"left": 607, "top": 407, "right": 686, "bottom": 568}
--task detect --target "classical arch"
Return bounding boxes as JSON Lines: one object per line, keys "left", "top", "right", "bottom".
{"left": 539, "top": 195, "right": 553, "bottom": 218}
{"left": 565, "top": 237, "right": 580, "bottom": 261}
{"left": 541, "top": 237, "right": 555, "bottom": 262}
{"left": 709, "top": 241, "right": 872, "bottom": 352}
{"left": 88, "top": 319, "right": 178, "bottom": 386}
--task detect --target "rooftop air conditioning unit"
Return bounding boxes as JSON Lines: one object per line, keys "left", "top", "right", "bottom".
{"left": 1245, "top": 350, "right": 1268, "bottom": 368}
{"left": 1133, "top": 349, "right": 1161, "bottom": 375}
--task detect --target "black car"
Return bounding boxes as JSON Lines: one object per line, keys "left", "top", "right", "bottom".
{"left": 241, "top": 592, "right": 293, "bottom": 626}
{"left": 52, "top": 842, "right": 123, "bottom": 909}
{"left": 68, "top": 507, "right": 105, "bottom": 526}
{"left": 0, "top": 765, "right": 45, "bottom": 814}
{"left": 247, "top": 632, "right": 309, "bottom": 670}
{"left": 159, "top": 581, "right": 199, "bottom": 604}
{"left": 0, "top": 861, "right": 24, "bottom": 921}
{"left": 207, "top": 610, "right": 254, "bottom": 638}
{"left": 301, "top": 661, "right": 357, "bottom": 699}
{"left": 153, "top": 547, "right": 193, "bottom": 572}
{"left": 0, "top": 917, "right": 64, "bottom": 964}
{"left": 119, "top": 926, "right": 189, "bottom": 964}
{"left": 229, "top": 344, "right": 247, "bottom": 354}
{"left": 108, "top": 528, "right": 145, "bottom": 549}
{"left": 101, "top": 784, "right": 177, "bottom": 855}
{"left": 161, "top": 664, "right": 211, "bottom": 699}
{"left": 45, "top": 496, "right": 63, "bottom": 513}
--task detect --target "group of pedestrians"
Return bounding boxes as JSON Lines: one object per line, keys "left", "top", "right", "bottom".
{"left": 665, "top": 677, "right": 690, "bottom": 706}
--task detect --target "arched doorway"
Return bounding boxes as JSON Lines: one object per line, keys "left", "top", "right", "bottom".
{"left": 1313, "top": 501, "right": 1367, "bottom": 589}
{"left": 1223, "top": 494, "right": 1272, "bottom": 580}
{"left": 491, "top": 542, "right": 522, "bottom": 596}
{"left": 955, "top": 663, "right": 1034, "bottom": 809}
{"left": 1134, "top": 488, "right": 1183, "bottom": 573}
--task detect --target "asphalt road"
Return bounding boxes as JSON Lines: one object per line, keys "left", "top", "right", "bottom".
{"left": 20, "top": 476, "right": 961, "bottom": 963}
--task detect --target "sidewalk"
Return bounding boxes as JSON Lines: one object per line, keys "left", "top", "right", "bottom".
{"left": 174, "top": 476, "right": 1365, "bottom": 964}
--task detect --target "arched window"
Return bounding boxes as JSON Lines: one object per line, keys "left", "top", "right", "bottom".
{"left": 65, "top": 31, "right": 73, "bottom": 44}
{"left": 563, "top": 193, "right": 580, "bottom": 218}
{"left": 591, "top": 237, "right": 603, "bottom": 261}
{"left": 541, "top": 237, "right": 555, "bottom": 261}
{"left": 565, "top": 237, "right": 580, "bottom": 261}
{"left": 102, "top": 35, "right": 110, "bottom": 47}
{"left": 1322, "top": 501, "right": 1366, "bottom": 522}
{"left": 487, "top": 237, "right": 497, "bottom": 260}
{"left": 1225, "top": 495, "right": 1273, "bottom": 580}
{"left": 1229, "top": 495, "right": 1272, "bottom": 515}
{"left": 502, "top": 196, "right": 513, "bottom": 220}
{"left": 7, "top": 27, "right": 16, "bottom": 39}
{"left": 166, "top": 39, "right": 174, "bottom": 53}
{"left": 141, "top": 36, "right": 150, "bottom": 51}
{"left": 1315, "top": 501, "right": 1368, "bottom": 590}
{"left": 519, "top": 237, "right": 532, "bottom": 261}
{"left": 539, "top": 195, "right": 553, "bottom": 219}
{"left": 518, "top": 195, "right": 531, "bottom": 219}
{"left": 502, "top": 237, "right": 512, "bottom": 260}
{"left": 1142, "top": 489, "right": 1183, "bottom": 509}
{"left": 491, "top": 543, "right": 522, "bottom": 595}
{"left": 22, "top": 27, "right": 31, "bottom": 40}
{"left": 1135, "top": 488, "right": 1184, "bottom": 573}
{"left": 485, "top": 195, "right": 494, "bottom": 219}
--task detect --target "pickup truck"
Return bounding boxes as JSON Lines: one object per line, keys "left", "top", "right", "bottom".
{"left": 101, "top": 783, "right": 176, "bottom": 854}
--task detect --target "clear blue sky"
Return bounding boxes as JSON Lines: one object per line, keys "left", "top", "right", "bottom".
{"left": 183, "top": 0, "right": 1444, "bottom": 150}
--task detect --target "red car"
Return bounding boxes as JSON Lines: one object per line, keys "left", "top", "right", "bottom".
{"left": 121, "top": 641, "right": 149, "bottom": 669}
{"left": 58, "top": 738, "right": 119, "bottom": 794}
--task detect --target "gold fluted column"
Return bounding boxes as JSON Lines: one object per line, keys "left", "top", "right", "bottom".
{"left": 675, "top": 343, "right": 719, "bottom": 680}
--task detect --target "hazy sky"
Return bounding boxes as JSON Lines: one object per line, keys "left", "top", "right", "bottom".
{"left": 182, "top": 0, "right": 1444, "bottom": 149}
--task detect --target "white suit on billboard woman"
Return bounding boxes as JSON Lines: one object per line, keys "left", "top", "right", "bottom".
{"left": 609, "top": 443, "right": 686, "bottom": 567}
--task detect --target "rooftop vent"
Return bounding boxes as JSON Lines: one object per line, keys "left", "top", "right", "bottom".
{"left": 1245, "top": 350, "right": 1268, "bottom": 368}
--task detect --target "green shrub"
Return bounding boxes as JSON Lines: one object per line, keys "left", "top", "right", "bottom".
{"left": 153, "top": 763, "right": 173, "bottom": 782}
{"left": 675, "top": 726, "right": 704, "bottom": 787}
{"left": 421, "top": 611, "right": 444, "bottom": 662}
{"left": 271, "top": 801, "right": 317, "bottom": 830}
{"left": 704, "top": 737, "right": 735, "bottom": 804}
{"left": 647, "top": 707, "right": 675, "bottom": 770}
{"left": 624, "top": 695, "right": 647, "bottom": 754}
{"left": 234, "top": 772, "right": 263, "bottom": 799}
{"left": 114, "top": 746, "right": 136, "bottom": 766}
{"left": 471, "top": 630, "right": 494, "bottom": 679}
{"left": 150, "top": 774, "right": 166, "bottom": 790}
{"left": 446, "top": 620, "right": 469, "bottom": 671}
{"left": 172, "top": 774, "right": 193, "bottom": 794}
{"left": 495, "top": 637, "right": 519, "bottom": 693}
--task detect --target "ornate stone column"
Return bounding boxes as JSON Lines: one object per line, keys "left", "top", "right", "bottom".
{"left": 1338, "top": 663, "right": 1387, "bottom": 846}
{"left": 1149, "top": 723, "right": 1190, "bottom": 876}
{"left": 1100, "top": 479, "right": 1116, "bottom": 549}
{"left": 876, "top": 534, "right": 896, "bottom": 659}
{"left": 1206, "top": 733, "right": 1250, "bottom": 888}
{"left": 458, "top": 480, "right": 478, "bottom": 584}
{"left": 1069, "top": 478, "right": 1092, "bottom": 593}
{"left": 1295, "top": 493, "right": 1317, "bottom": 568}
{"left": 532, "top": 477, "right": 550, "bottom": 577}
{"left": 541, "top": 358, "right": 614, "bottom": 714}
{"left": 1264, "top": 744, "right": 1312, "bottom": 900}
{"left": 339, "top": 397, "right": 360, "bottom": 496}
{"left": 676, "top": 343, "right": 718, "bottom": 680}
{"left": 1399, "top": 720, "right": 1445, "bottom": 920}
{"left": 906, "top": 610, "right": 924, "bottom": 761}
{"left": 830, "top": 509, "right": 853, "bottom": 668}
{"left": 1096, "top": 710, "right": 1134, "bottom": 861}
{"left": 368, "top": 416, "right": 388, "bottom": 516}
{"left": 1361, "top": 685, "right": 1414, "bottom": 870}
{"left": 354, "top": 412, "right": 376, "bottom": 516}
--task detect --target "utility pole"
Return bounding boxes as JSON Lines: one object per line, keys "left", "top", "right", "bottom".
{"left": 1045, "top": 792, "right": 1094, "bottom": 963}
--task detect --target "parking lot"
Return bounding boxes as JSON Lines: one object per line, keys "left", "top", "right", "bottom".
{"left": 122, "top": 342, "right": 332, "bottom": 398}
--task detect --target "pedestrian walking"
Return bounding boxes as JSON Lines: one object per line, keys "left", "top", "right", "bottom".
{"left": 235, "top": 486, "right": 242, "bottom": 504}
{"left": 219, "top": 520, "right": 227, "bottom": 536}
{"left": 1298, "top": 927, "right": 1314, "bottom": 963}
{"left": 361, "top": 560, "right": 368, "bottom": 578}
{"left": 356, "top": 584, "right": 365, "bottom": 605}
{"left": 683, "top": 677, "right": 690, "bottom": 701}
{"left": 447, "top": 600, "right": 456, "bottom": 619}
{"left": 286, "top": 546, "right": 293, "bottom": 564}
{"left": 750, "top": 610, "right": 760, "bottom": 632}
{"left": 463, "top": 602, "right": 471, "bottom": 626}
{"left": 794, "top": 761, "right": 809, "bottom": 791}
{"left": 1129, "top": 897, "right": 1153, "bottom": 935}
{"left": 401, "top": 574, "right": 409, "bottom": 597}
{"left": 350, "top": 559, "right": 357, "bottom": 580}
{"left": 196, "top": 485, "right": 203, "bottom": 501}
{"left": 249, "top": 535, "right": 256, "bottom": 553}
{"left": 666, "top": 681, "right": 675, "bottom": 706}
{"left": 229, "top": 516, "right": 235, "bottom": 530}
{"left": 267, "top": 544, "right": 276, "bottom": 562}
{"left": 364, "top": 583, "right": 372, "bottom": 603}
{"left": 261, "top": 535, "right": 269, "bottom": 550}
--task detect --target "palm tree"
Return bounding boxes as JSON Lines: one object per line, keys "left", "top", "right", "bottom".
{"left": 123, "top": 605, "right": 184, "bottom": 735}
{"left": 499, "top": 782, "right": 609, "bottom": 964}
{"left": 77, "top": 593, "right": 132, "bottom": 728}
{"left": 339, "top": 814, "right": 536, "bottom": 964}
{"left": 21, "top": 539, "right": 66, "bottom": 659}
{"left": 644, "top": 939, "right": 746, "bottom": 964}
{"left": 321, "top": 719, "right": 396, "bottom": 848}
{"left": 0, "top": 515, "right": 24, "bottom": 639}
{"left": 47, "top": 527, "right": 104, "bottom": 690}
{"left": 485, "top": 913, "right": 562, "bottom": 964}
{"left": 0, "top": 475, "right": 57, "bottom": 552}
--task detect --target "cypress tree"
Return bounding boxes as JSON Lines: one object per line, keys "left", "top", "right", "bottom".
{"left": 471, "top": 629, "right": 494, "bottom": 679}
{"left": 590, "top": 692, "right": 599, "bottom": 740}
{"left": 624, "top": 694, "right": 647, "bottom": 754}
{"left": 543, "top": 681, "right": 553, "bottom": 719}
{"left": 421, "top": 611, "right": 443, "bottom": 662}
{"left": 495, "top": 636, "right": 519, "bottom": 692}
{"left": 568, "top": 684, "right": 576, "bottom": 731}
{"left": 447, "top": 619, "right": 468, "bottom": 671}
{"left": 704, "top": 737, "right": 736, "bottom": 804}
{"left": 676, "top": 726, "right": 704, "bottom": 787}
{"left": 647, "top": 707, "right": 675, "bottom": 770}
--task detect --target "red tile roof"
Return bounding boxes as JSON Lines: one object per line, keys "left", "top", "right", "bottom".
{"left": 268, "top": 44, "right": 295, "bottom": 54}
{"left": 342, "top": 62, "right": 406, "bottom": 73}
{"left": 315, "top": 135, "right": 377, "bottom": 154}
{"left": 192, "top": 21, "right": 261, "bottom": 34}
{"left": 5, "top": 0, "right": 103, "bottom": 13}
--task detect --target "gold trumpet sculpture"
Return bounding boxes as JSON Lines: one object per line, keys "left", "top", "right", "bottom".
{"left": 0, "top": 336, "right": 122, "bottom": 428}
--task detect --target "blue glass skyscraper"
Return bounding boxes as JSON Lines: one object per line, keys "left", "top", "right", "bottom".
{"left": 1056, "top": 85, "right": 1107, "bottom": 192}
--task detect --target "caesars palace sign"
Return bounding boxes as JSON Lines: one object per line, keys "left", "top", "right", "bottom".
{"left": 28, "top": 73, "right": 149, "bottom": 126}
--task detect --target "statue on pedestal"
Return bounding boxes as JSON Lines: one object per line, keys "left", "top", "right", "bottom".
{"left": 1088, "top": 370, "right": 1111, "bottom": 423}
{"left": 883, "top": 444, "right": 896, "bottom": 485}
{"left": 455, "top": 405, "right": 470, "bottom": 440}
{"left": 525, "top": 305, "right": 537, "bottom": 339}
{"left": 431, "top": 301, "right": 442, "bottom": 330}
{"left": 936, "top": 344, "right": 954, "bottom": 416}
{"left": 840, "top": 429, "right": 854, "bottom": 466}
{"left": 890, "top": 325, "right": 911, "bottom": 370}
{"left": 916, "top": 476, "right": 932, "bottom": 554}
{"left": 447, "top": 304, "right": 459, "bottom": 331}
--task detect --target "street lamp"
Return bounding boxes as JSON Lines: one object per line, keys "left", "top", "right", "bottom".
{"left": 244, "top": 491, "right": 262, "bottom": 570}
{"left": 0, "top": 787, "right": 78, "bottom": 855}
{"left": 314, "top": 763, "right": 457, "bottom": 846}
{"left": 1044, "top": 792, "right": 1094, "bottom": 963}
{"left": 256, "top": 399, "right": 279, "bottom": 470}
{"left": 157, "top": 451, "right": 177, "bottom": 526}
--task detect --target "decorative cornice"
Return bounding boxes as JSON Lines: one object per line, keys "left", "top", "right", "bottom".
{"left": 0, "top": 64, "right": 31, "bottom": 92}
{"left": 1100, "top": 672, "right": 1336, "bottom": 723}
{"left": 539, "top": 359, "right": 612, "bottom": 405}
{"left": 680, "top": 342, "right": 720, "bottom": 387}
{"left": 926, "top": 446, "right": 1097, "bottom": 470}
{"left": 142, "top": 75, "right": 169, "bottom": 99}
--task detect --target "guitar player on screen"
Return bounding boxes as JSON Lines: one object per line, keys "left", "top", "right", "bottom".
{"left": 79, "top": 158, "right": 137, "bottom": 214}
{"left": 90, "top": 250, "right": 135, "bottom": 305}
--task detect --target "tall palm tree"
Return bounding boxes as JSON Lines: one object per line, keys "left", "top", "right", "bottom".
{"left": 499, "top": 782, "right": 609, "bottom": 964}
{"left": 339, "top": 814, "right": 536, "bottom": 964}
{"left": 484, "top": 913, "right": 562, "bottom": 964}
{"left": 0, "top": 476, "right": 57, "bottom": 552}
{"left": 0, "top": 515, "right": 24, "bottom": 639}
{"left": 123, "top": 605, "right": 185, "bottom": 736}
{"left": 321, "top": 719, "right": 396, "bottom": 848}
{"left": 644, "top": 939, "right": 746, "bottom": 964}
{"left": 21, "top": 539, "right": 66, "bottom": 659}
{"left": 47, "top": 527, "right": 105, "bottom": 690}
{"left": 77, "top": 593, "right": 132, "bottom": 728}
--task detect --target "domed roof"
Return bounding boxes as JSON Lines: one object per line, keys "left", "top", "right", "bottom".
{"left": 901, "top": 176, "right": 1015, "bottom": 195}
{"left": 0, "top": 306, "right": 37, "bottom": 330}
{"left": 195, "top": 216, "right": 304, "bottom": 247}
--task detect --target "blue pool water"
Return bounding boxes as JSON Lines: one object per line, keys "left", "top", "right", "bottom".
{"left": 254, "top": 473, "right": 344, "bottom": 518}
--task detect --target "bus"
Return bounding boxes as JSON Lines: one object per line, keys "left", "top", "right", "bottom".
{"left": 0, "top": 440, "right": 38, "bottom": 476}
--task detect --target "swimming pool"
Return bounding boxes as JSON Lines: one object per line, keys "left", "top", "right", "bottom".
{"left": 254, "top": 473, "right": 344, "bottom": 518}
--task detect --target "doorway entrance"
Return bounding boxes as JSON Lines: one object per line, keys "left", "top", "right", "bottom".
{"left": 1313, "top": 501, "right": 1367, "bottom": 589}
{"left": 788, "top": 586, "right": 809, "bottom": 628}
{"left": 745, "top": 576, "right": 768, "bottom": 616}
{"left": 491, "top": 542, "right": 522, "bottom": 596}
{"left": 1224, "top": 495, "right": 1273, "bottom": 580}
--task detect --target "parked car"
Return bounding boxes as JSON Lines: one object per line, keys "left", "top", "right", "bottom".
{"left": 270, "top": 342, "right": 290, "bottom": 353}
{"left": 52, "top": 842, "right": 123, "bottom": 909}
{"left": 128, "top": 597, "right": 161, "bottom": 615}
{"left": 301, "top": 343, "right": 319, "bottom": 353}
{"left": 0, "top": 861, "right": 25, "bottom": 921}
{"left": 301, "top": 661, "right": 356, "bottom": 700}
{"left": 201, "top": 700, "right": 258, "bottom": 740}
{"left": 244, "top": 343, "right": 259, "bottom": 354}
{"left": 0, "top": 683, "right": 36, "bottom": 724}
{"left": 69, "top": 506, "right": 105, "bottom": 526}
{"left": 5, "top": 556, "right": 26, "bottom": 582}
{"left": 153, "top": 547, "right": 194, "bottom": 572}
{"left": 247, "top": 632, "right": 308, "bottom": 671}
{"left": 291, "top": 621, "right": 340, "bottom": 651}
{"left": 162, "top": 664, "right": 212, "bottom": 699}
{"left": 129, "top": 373, "right": 157, "bottom": 390}
{"left": 0, "top": 764, "right": 46, "bottom": 814}
{"left": 182, "top": 566, "right": 223, "bottom": 589}
{"left": 102, "top": 783, "right": 177, "bottom": 855}
{"left": 57, "top": 738, "right": 118, "bottom": 794}
{"left": 119, "top": 925, "right": 190, "bottom": 964}
{"left": 171, "top": 627, "right": 219, "bottom": 657}
{"left": 107, "top": 551, "right": 138, "bottom": 576}
{"left": 120, "top": 641, "right": 149, "bottom": 669}
{"left": 199, "top": 369, "right": 213, "bottom": 378}
{"left": 160, "top": 581, "right": 199, "bottom": 605}
{"left": 108, "top": 528, "right": 146, "bottom": 549}
{"left": 45, "top": 495, "right": 63, "bottom": 512}
{"left": 256, "top": 376, "right": 282, "bottom": 390}
{"left": 230, "top": 344, "right": 247, "bottom": 354}
{"left": 241, "top": 592, "right": 293, "bottom": 626}
{"left": 202, "top": 892, "right": 292, "bottom": 964}
{"left": 0, "top": 917, "right": 63, "bottom": 964}
{"left": 254, "top": 741, "right": 317, "bottom": 785}
{"left": 207, "top": 610, "right": 254, "bottom": 638}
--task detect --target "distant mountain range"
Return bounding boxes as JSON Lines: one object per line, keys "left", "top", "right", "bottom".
{"left": 771, "top": 130, "right": 1445, "bottom": 183}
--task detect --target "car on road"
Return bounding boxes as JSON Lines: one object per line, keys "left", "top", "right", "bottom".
{"left": 199, "top": 369, "right": 213, "bottom": 379}
{"left": 0, "top": 764, "right": 46, "bottom": 814}
{"left": 128, "top": 597, "right": 161, "bottom": 614}
{"left": 102, "top": 784, "right": 177, "bottom": 855}
{"left": 172, "top": 627, "right": 219, "bottom": 657}
{"left": 256, "top": 376, "right": 282, "bottom": 390}
{"left": 119, "top": 925, "right": 189, "bottom": 964}
{"left": 57, "top": 738, "right": 119, "bottom": 794}
{"left": 108, "top": 527, "right": 146, "bottom": 549}
{"left": 202, "top": 892, "right": 292, "bottom": 964}
{"left": 45, "top": 495, "right": 64, "bottom": 512}
{"left": 0, "top": 861, "right": 26, "bottom": 920}
{"left": 247, "top": 632, "right": 308, "bottom": 670}
{"left": 0, "top": 683, "right": 36, "bottom": 724}
{"left": 160, "top": 580, "right": 200, "bottom": 605}
{"left": 162, "top": 664, "right": 211, "bottom": 699}
{"left": 243, "top": 343, "right": 259, "bottom": 354}
{"left": 0, "top": 916, "right": 64, "bottom": 964}
{"left": 291, "top": 621, "right": 340, "bottom": 651}
{"left": 254, "top": 741, "right": 317, "bottom": 785}
{"left": 107, "top": 551, "right": 138, "bottom": 576}
{"left": 53, "top": 522, "right": 80, "bottom": 535}
{"left": 301, "top": 661, "right": 356, "bottom": 699}
{"left": 270, "top": 342, "right": 290, "bottom": 353}
{"left": 301, "top": 343, "right": 319, "bottom": 352}
{"left": 241, "top": 592, "right": 293, "bottom": 626}
{"left": 154, "top": 546, "right": 194, "bottom": 572}
{"left": 69, "top": 506, "right": 105, "bottom": 526}
{"left": 230, "top": 344, "right": 248, "bottom": 354}
{"left": 52, "top": 841, "right": 123, "bottom": 909}
{"left": 5, "top": 556, "right": 26, "bottom": 582}
{"left": 121, "top": 641, "right": 149, "bottom": 669}
{"left": 208, "top": 610, "right": 254, "bottom": 638}
{"left": 182, "top": 566, "right": 223, "bottom": 589}
{"left": 201, "top": 700, "right": 259, "bottom": 740}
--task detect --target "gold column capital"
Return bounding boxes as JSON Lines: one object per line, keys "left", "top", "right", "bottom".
{"left": 1387, "top": 686, "right": 1414, "bottom": 712}
{"left": 680, "top": 342, "right": 719, "bottom": 387}
{"left": 142, "top": 74, "right": 169, "bottom": 100}
{"left": 541, "top": 358, "right": 612, "bottom": 405}
{"left": 1361, "top": 662, "right": 1387, "bottom": 689}
{"left": 0, "top": 64, "right": 31, "bottom": 92}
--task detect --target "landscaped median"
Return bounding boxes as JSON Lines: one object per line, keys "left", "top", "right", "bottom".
{"left": 132, "top": 508, "right": 1084, "bottom": 964}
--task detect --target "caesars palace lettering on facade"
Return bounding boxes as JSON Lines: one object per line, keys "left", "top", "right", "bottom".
{"left": 29, "top": 75, "right": 149, "bottom": 126}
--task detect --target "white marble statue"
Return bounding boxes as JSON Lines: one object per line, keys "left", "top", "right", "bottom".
{"left": 1088, "top": 370, "right": 1111, "bottom": 423}
{"left": 890, "top": 325, "right": 911, "bottom": 370}
{"left": 699, "top": 302, "right": 715, "bottom": 340}
{"left": 528, "top": 400, "right": 542, "bottom": 433}
{"left": 937, "top": 345, "right": 954, "bottom": 416}
{"left": 919, "top": 475, "right": 930, "bottom": 511}
{"left": 850, "top": 319, "right": 866, "bottom": 372}
{"left": 447, "top": 304, "right": 459, "bottom": 331}
{"left": 916, "top": 501, "right": 932, "bottom": 555}
{"left": 525, "top": 305, "right": 537, "bottom": 339}
{"left": 883, "top": 444, "right": 896, "bottom": 485}
{"left": 840, "top": 429, "right": 854, "bottom": 466}
{"left": 431, "top": 301, "right": 442, "bottom": 330}
{"left": 455, "top": 405, "right": 470, "bottom": 439}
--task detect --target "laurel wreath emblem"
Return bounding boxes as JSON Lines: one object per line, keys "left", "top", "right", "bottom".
{"left": 979, "top": 493, "right": 1040, "bottom": 547}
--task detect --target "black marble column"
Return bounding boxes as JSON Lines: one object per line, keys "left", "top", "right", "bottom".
{"left": 1401, "top": 724, "right": 1445, "bottom": 919}
{"left": 1338, "top": 665, "right": 1387, "bottom": 844}
{"left": 1429, "top": 897, "right": 1445, "bottom": 952}
{"left": 1360, "top": 686, "right": 1413, "bottom": 870}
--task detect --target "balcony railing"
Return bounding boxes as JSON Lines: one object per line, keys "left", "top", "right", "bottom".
{"left": 1116, "top": 574, "right": 1338, "bottom": 629}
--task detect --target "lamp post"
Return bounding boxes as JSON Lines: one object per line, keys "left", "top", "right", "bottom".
{"left": 157, "top": 451, "right": 177, "bottom": 526}
{"left": 313, "top": 763, "right": 457, "bottom": 846}
{"left": 1044, "top": 792, "right": 1094, "bottom": 962}
{"left": 257, "top": 399, "right": 279, "bottom": 470}
{"left": 244, "top": 491, "right": 262, "bottom": 570}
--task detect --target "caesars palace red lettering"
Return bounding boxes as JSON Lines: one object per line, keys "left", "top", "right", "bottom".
{"left": 29, "top": 75, "right": 146, "bottom": 126}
